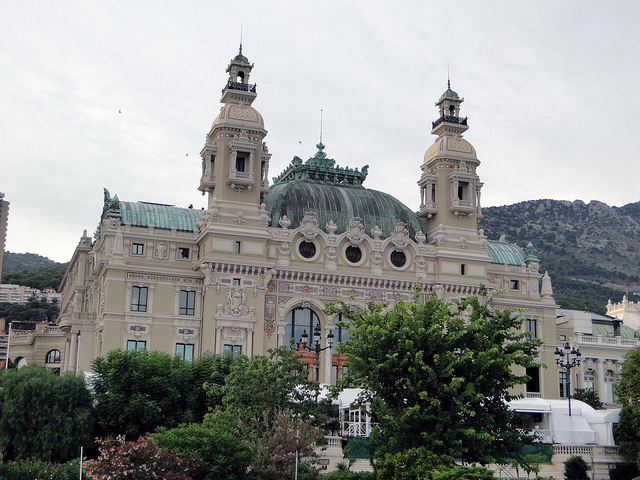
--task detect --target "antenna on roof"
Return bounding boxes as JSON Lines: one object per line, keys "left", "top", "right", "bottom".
{"left": 320, "top": 109, "right": 323, "bottom": 144}
{"left": 447, "top": 62, "right": 450, "bottom": 89}
{"left": 239, "top": 24, "right": 243, "bottom": 54}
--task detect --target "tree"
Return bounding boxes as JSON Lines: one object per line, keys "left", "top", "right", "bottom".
{"left": 153, "top": 416, "right": 252, "bottom": 480}
{"left": 563, "top": 455, "right": 590, "bottom": 480}
{"left": 92, "top": 349, "right": 198, "bottom": 439}
{"left": 616, "top": 347, "right": 640, "bottom": 406}
{"left": 572, "top": 388, "right": 605, "bottom": 410}
{"left": 614, "top": 346, "right": 640, "bottom": 469}
{"left": 246, "top": 410, "right": 323, "bottom": 480}
{"left": 209, "top": 346, "right": 331, "bottom": 435}
{"left": 333, "top": 290, "right": 542, "bottom": 464}
{"left": 0, "top": 365, "right": 94, "bottom": 462}
{"left": 83, "top": 435, "right": 200, "bottom": 480}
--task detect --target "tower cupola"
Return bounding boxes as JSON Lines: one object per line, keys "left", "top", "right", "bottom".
{"left": 221, "top": 44, "right": 257, "bottom": 106}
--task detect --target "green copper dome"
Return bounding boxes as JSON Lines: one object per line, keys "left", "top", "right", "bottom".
{"left": 486, "top": 239, "right": 525, "bottom": 266}
{"left": 264, "top": 146, "right": 424, "bottom": 239}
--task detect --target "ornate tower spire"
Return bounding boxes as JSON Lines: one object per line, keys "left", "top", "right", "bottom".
{"left": 220, "top": 44, "right": 257, "bottom": 106}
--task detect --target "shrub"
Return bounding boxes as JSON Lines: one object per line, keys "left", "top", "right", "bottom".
{"left": 564, "top": 455, "right": 590, "bottom": 480}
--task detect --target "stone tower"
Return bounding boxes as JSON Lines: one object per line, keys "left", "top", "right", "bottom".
{"left": 418, "top": 81, "right": 483, "bottom": 243}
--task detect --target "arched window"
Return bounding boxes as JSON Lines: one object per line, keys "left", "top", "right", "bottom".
{"left": 14, "top": 356, "right": 27, "bottom": 368}
{"left": 286, "top": 307, "right": 319, "bottom": 345}
{"left": 46, "top": 349, "right": 61, "bottom": 364}
{"left": 604, "top": 370, "right": 615, "bottom": 403}
{"left": 583, "top": 368, "right": 596, "bottom": 391}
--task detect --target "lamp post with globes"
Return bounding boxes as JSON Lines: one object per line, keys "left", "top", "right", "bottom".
{"left": 554, "top": 342, "right": 582, "bottom": 417}
{"left": 299, "top": 322, "right": 334, "bottom": 382}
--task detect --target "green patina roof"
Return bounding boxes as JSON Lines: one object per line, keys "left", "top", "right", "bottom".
{"left": 486, "top": 237, "right": 526, "bottom": 265}
{"left": 592, "top": 323, "right": 637, "bottom": 339}
{"left": 264, "top": 146, "right": 423, "bottom": 239}
{"left": 233, "top": 45, "right": 249, "bottom": 63}
{"left": 101, "top": 188, "right": 200, "bottom": 232}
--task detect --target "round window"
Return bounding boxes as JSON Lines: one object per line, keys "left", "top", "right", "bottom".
{"left": 345, "top": 245, "right": 362, "bottom": 264}
{"left": 299, "top": 241, "right": 316, "bottom": 259}
{"left": 390, "top": 250, "right": 406, "bottom": 268}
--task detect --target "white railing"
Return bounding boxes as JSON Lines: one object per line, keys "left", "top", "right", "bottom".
{"left": 575, "top": 334, "right": 638, "bottom": 347}
{"left": 343, "top": 422, "right": 369, "bottom": 437}
{"left": 526, "top": 392, "right": 542, "bottom": 398}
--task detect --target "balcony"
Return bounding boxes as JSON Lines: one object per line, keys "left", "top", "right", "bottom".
{"left": 432, "top": 115, "right": 468, "bottom": 129}
{"left": 198, "top": 173, "right": 216, "bottom": 192}
{"left": 227, "top": 170, "right": 255, "bottom": 190}
{"left": 222, "top": 80, "right": 257, "bottom": 94}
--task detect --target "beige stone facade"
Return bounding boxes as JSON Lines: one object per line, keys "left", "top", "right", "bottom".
{"left": 34, "top": 49, "right": 562, "bottom": 397}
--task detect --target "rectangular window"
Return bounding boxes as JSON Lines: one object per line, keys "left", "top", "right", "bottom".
{"left": 131, "top": 286, "right": 148, "bottom": 312}
{"left": 510, "top": 279, "right": 520, "bottom": 290}
{"left": 233, "top": 278, "right": 241, "bottom": 286}
{"left": 132, "top": 243, "right": 144, "bottom": 255}
{"left": 559, "top": 371, "right": 568, "bottom": 398}
{"left": 178, "top": 247, "right": 190, "bottom": 260}
{"left": 176, "top": 343, "right": 194, "bottom": 362}
{"left": 224, "top": 344, "right": 242, "bottom": 355}
{"left": 460, "top": 264, "right": 466, "bottom": 275}
{"left": 235, "top": 241, "right": 241, "bottom": 254}
{"left": 236, "top": 152, "right": 248, "bottom": 172}
{"left": 127, "top": 340, "right": 146, "bottom": 351}
{"left": 525, "top": 319, "right": 537, "bottom": 339}
{"left": 179, "top": 290, "right": 195, "bottom": 315}
{"left": 526, "top": 366, "right": 540, "bottom": 392}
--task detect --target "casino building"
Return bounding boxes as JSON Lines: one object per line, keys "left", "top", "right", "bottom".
{"left": 53, "top": 47, "right": 559, "bottom": 398}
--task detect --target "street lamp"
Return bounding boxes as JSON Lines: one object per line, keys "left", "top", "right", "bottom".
{"left": 554, "top": 342, "right": 581, "bottom": 416}
{"left": 299, "top": 322, "right": 334, "bottom": 382}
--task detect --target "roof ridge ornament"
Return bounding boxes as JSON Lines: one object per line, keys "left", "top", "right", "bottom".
{"left": 271, "top": 145, "right": 369, "bottom": 187}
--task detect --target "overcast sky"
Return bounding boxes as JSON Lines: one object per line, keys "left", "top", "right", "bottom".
{"left": 2, "top": 1, "right": 640, "bottom": 263}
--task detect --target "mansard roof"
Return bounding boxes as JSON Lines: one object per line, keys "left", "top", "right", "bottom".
{"left": 101, "top": 188, "right": 200, "bottom": 232}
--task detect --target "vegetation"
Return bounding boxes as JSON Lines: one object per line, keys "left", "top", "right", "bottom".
{"left": 563, "top": 455, "right": 590, "bottom": 480}
{"left": 614, "top": 347, "right": 640, "bottom": 470}
{"left": 0, "top": 297, "right": 60, "bottom": 329}
{"left": 572, "top": 388, "right": 605, "bottom": 410}
{"left": 0, "top": 365, "right": 94, "bottom": 462}
{"left": 0, "top": 458, "right": 81, "bottom": 480}
{"left": 331, "top": 289, "right": 542, "bottom": 465}
{"left": 83, "top": 435, "right": 201, "bottom": 480}
{"left": 92, "top": 349, "right": 223, "bottom": 439}
{"left": 2, "top": 252, "right": 68, "bottom": 290}
{"left": 153, "top": 417, "right": 252, "bottom": 480}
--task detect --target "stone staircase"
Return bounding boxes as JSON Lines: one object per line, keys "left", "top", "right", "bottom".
{"left": 490, "top": 462, "right": 563, "bottom": 479}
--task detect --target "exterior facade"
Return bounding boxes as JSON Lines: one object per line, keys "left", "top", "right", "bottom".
{"left": 556, "top": 308, "right": 639, "bottom": 408}
{"left": 0, "top": 192, "right": 8, "bottom": 283}
{"left": 45, "top": 48, "right": 561, "bottom": 396}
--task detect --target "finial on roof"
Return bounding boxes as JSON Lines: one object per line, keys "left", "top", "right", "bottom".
{"left": 447, "top": 62, "right": 450, "bottom": 89}
{"left": 320, "top": 109, "right": 323, "bottom": 144}
{"left": 239, "top": 24, "right": 243, "bottom": 54}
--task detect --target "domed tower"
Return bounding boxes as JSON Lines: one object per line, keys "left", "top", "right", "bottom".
{"left": 418, "top": 81, "right": 483, "bottom": 239}
{"left": 198, "top": 45, "right": 271, "bottom": 211}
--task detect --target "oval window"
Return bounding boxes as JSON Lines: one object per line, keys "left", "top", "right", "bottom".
{"left": 299, "top": 241, "right": 316, "bottom": 259}
{"left": 345, "top": 245, "right": 362, "bottom": 263}
{"left": 390, "top": 250, "right": 406, "bottom": 267}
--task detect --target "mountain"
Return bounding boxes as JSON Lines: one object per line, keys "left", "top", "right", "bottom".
{"left": 479, "top": 199, "right": 640, "bottom": 313}
{"left": 1, "top": 252, "right": 68, "bottom": 290}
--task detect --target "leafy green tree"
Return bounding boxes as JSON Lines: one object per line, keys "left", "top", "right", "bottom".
{"left": 572, "top": 388, "right": 605, "bottom": 410}
{"left": 614, "top": 346, "right": 640, "bottom": 469}
{"left": 0, "top": 365, "right": 94, "bottom": 462}
{"left": 210, "top": 346, "right": 331, "bottom": 434}
{"left": 563, "top": 455, "right": 590, "bottom": 480}
{"left": 616, "top": 347, "right": 640, "bottom": 406}
{"left": 332, "top": 290, "right": 542, "bottom": 464}
{"left": 92, "top": 349, "right": 198, "bottom": 439}
{"left": 153, "top": 416, "right": 252, "bottom": 480}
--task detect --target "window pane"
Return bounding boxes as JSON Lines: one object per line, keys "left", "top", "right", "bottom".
{"left": 127, "top": 340, "right": 146, "bottom": 351}
{"left": 176, "top": 343, "right": 194, "bottom": 361}
{"left": 132, "top": 286, "right": 148, "bottom": 312}
{"left": 179, "top": 290, "right": 195, "bottom": 315}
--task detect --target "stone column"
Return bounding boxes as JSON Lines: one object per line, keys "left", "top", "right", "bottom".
{"left": 596, "top": 359, "right": 605, "bottom": 403}
{"left": 68, "top": 331, "right": 79, "bottom": 374}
